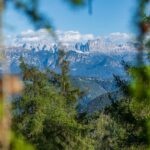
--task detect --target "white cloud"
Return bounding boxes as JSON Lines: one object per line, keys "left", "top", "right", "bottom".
{"left": 20, "top": 29, "right": 51, "bottom": 42}
{"left": 56, "top": 30, "right": 94, "bottom": 42}
{"left": 106, "top": 32, "right": 132, "bottom": 41}
{"left": 21, "top": 37, "right": 40, "bottom": 42}
{"left": 12, "top": 29, "right": 133, "bottom": 45}
{"left": 21, "top": 29, "right": 35, "bottom": 36}
{"left": 19, "top": 29, "right": 95, "bottom": 43}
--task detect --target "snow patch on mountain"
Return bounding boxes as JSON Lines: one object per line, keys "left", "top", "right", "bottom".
{"left": 4, "top": 29, "right": 138, "bottom": 80}
{"left": 5, "top": 29, "right": 137, "bottom": 56}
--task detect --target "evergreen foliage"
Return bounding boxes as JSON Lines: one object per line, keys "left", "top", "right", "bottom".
{"left": 12, "top": 57, "right": 94, "bottom": 150}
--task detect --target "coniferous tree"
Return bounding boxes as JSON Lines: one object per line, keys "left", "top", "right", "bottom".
{"left": 12, "top": 57, "right": 94, "bottom": 150}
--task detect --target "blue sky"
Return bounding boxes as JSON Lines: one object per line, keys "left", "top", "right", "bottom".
{"left": 4, "top": 0, "right": 136, "bottom": 36}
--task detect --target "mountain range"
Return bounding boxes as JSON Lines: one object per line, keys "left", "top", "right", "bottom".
{"left": 4, "top": 29, "right": 140, "bottom": 113}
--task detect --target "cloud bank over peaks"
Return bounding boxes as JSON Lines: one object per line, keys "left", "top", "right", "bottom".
{"left": 106, "top": 32, "right": 132, "bottom": 42}
{"left": 6, "top": 29, "right": 135, "bottom": 53}
{"left": 19, "top": 29, "right": 95, "bottom": 43}
{"left": 15, "top": 29, "right": 133, "bottom": 43}
{"left": 56, "top": 30, "right": 95, "bottom": 42}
